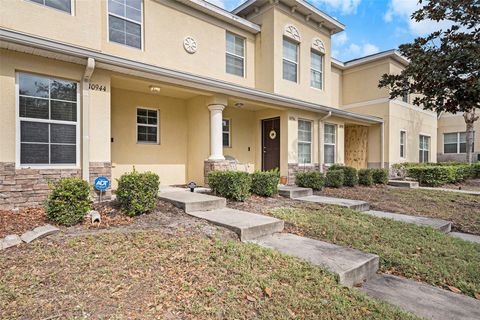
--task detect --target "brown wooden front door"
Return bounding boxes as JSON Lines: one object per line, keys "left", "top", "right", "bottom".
{"left": 262, "top": 117, "right": 280, "bottom": 171}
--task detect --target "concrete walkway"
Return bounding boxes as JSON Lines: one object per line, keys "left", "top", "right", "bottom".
{"left": 449, "top": 232, "right": 480, "bottom": 244}
{"left": 364, "top": 210, "right": 452, "bottom": 233}
{"left": 295, "top": 195, "right": 370, "bottom": 211}
{"left": 418, "top": 187, "right": 480, "bottom": 196}
{"left": 360, "top": 274, "right": 480, "bottom": 320}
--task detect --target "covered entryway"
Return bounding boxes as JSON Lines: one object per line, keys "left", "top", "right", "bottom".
{"left": 345, "top": 125, "right": 368, "bottom": 169}
{"left": 262, "top": 117, "right": 280, "bottom": 171}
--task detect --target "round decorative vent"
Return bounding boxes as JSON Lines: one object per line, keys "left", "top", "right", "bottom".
{"left": 183, "top": 37, "right": 197, "bottom": 54}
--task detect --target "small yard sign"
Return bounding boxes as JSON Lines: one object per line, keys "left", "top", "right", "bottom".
{"left": 94, "top": 176, "right": 110, "bottom": 191}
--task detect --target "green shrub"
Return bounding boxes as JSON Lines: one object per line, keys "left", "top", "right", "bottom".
{"left": 295, "top": 171, "right": 325, "bottom": 190}
{"left": 406, "top": 166, "right": 453, "bottom": 187}
{"left": 329, "top": 165, "right": 358, "bottom": 187}
{"left": 116, "top": 170, "right": 160, "bottom": 216}
{"left": 325, "top": 170, "right": 344, "bottom": 188}
{"left": 208, "top": 171, "right": 251, "bottom": 201}
{"left": 45, "top": 177, "right": 91, "bottom": 226}
{"left": 372, "top": 168, "right": 389, "bottom": 185}
{"left": 452, "top": 165, "right": 474, "bottom": 182}
{"left": 251, "top": 169, "right": 280, "bottom": 197}
{"left": 358, "top": 169, "right": 374, "bottom": 186}
{"left": 472, "top": 163, "right": 480, "bottom": 178}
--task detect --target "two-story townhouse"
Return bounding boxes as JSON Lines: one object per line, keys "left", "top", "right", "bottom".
{"left": 0, "top": 0, "right": 387, "bottom": 210}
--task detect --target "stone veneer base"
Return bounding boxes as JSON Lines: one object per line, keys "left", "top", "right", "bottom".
{"left": 0, "top": 162, "right": 112, "bottom": 210}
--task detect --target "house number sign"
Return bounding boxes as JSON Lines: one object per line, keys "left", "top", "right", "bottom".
{"left": 89, "top": 83, "right": 107, "bottom": 92}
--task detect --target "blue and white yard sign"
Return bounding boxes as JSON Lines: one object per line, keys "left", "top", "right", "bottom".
{"left": 94, "top": 176, "right": 110, "bottom": 191}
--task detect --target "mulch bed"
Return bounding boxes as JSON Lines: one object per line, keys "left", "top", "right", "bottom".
{"left": 442, "top": 178, "right": 480, "bottom": 192}
{"left": 0, "top": 208, "right": 47, "bottom": 238}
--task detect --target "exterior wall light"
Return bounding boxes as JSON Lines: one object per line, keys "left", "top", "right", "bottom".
{"left": 234, "top": 102, "right": 244, "bottom": 108}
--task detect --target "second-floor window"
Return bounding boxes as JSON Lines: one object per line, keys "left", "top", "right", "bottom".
{"left": 298, "top": 119, "right": 312, "bottom": 164}
{"left": 226, "top": 32, "right": 245, "bottom": 77}
{"left": 28, "top": 0, "right": 72, "bottom": 14}
{"left": 310, "top": 50, "right": 323, "bottom": 89}
{"left": 108, "top": 0, "right": 142, "bottom": 49}
{"left": 444, "top": 132, "right": 473, "bottom": 154}
{"left": 283, "top": 38, "right": 298, "bottom": 82}
{"left": 419, "top": 135, "right": 430, "bottom": 162}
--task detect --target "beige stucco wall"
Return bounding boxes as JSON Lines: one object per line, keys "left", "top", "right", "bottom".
{"left": 438, "top": 113, "right": 480, "bottom": 154}
{"left": 110, "top": 88, "right": 188, "bottom": 187}
{"left": 330, "top": 66, "right": 343, "bottom": 108}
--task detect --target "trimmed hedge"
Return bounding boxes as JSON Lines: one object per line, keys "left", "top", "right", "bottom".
{"left": 473, "top": 163, "right": 480, "bottom": 178}
{"left": 295, "top": 171, "right": 325, "bottom": 190}
{"left": 358, "top": 169, "right": 374, "bottom": 186}
{"left": 325, "top": 170, "right": 344, "bottom": 188}
{"left": 372, "top": 168, "right": 389, "bottom": 185}
{"left": 329, "top": 165, "right": 358, "bottom": 187}
{"left": 406, "top": 165, "right": 475, "bottom": 187}
{"left": 251, "top": 169, "right": 280, "bottom": 197}
{"left": 208, "top": 171, "right": 251, "bottom": 201}
{"left": 45, "top": 177, "right": 92, "bottom": 226}
{"left": 116, "top": 170, "right": 160, "bottom": 216}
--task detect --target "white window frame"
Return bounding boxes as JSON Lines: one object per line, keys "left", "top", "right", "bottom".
{"left": 298, "top": 119, "right": 313, "bottom": 165}
{"left": 282, "top": 38, "right": 299, "bottom": 83}
{"left": 225, "top": 32, "right": 245, "bottom": 78}
{"left": 15, "top": 72, "right": 80, "bottom": 169}
{"left": 400, "top": 130, "right": 407, "bottom": 159}
{"left": 324, "top": 123, "right": 336, "bottom": 164}
{"left": 222, "top": 118, "right": 231, "bottom": 148}
{"left": 310, "top": 49, "right": 323, "bottom": 90}
{"left": 136, "top": 107, "right": 159, "bottom": 144}
{"left": 26, "top": 0, "right": 74, "bottom": 15}
{"left": 107, "top": 0, "right": 144, "bottom": 50}
{"left": 443, "top": 132, "right": 473, "bottom": 154}
{"left": 419, "top": 134, "right": 430, "bottom": 163}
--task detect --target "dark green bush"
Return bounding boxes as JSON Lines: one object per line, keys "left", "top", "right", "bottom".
{"left": 472, "top": 163, "right": 480, "bottom": 178}
{"left": 208, "top": 171, "right": 251, "bottom": 201}
{"left": 358, "top": 169, "right": 374, "bottom": 186}
{"left": 250, "top": 169, "right": 280, "bottom": 197}
{"left": 452, "top": 165, "right": 474, "bottom": 182}
{"left": 295, "top": 171, "right": 325, "bottom": 190}
{"left": 45, "top": 177, "right": 91, "bottom": 226}
{"left": 116, "top": 170, "right": 160, "bottom": 216}
{"left": 329, "top": 165, "right": 358, "bottom": 187}
{"left": 372, "top": 168, "right": 389, "bottom": 185}
{"left": 406, "top": 166, "right": 453, "bottom": 187}
{"left": 325, "top": 170, "right": 344, "bottom": 188}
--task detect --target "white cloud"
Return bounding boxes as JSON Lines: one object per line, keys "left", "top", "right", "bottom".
{"left": 311, "top": 0, "right": 362, "bottom": 15}
{"left": 333, "top": 32, "right": 348, "bottom": 46}
{"left": 384, "top": 0, "right": 452, "bottom": 36}
{"left": 362, "top": 43, "right": 379, "bottom": 56}
{"left": 205, "top": 0, "right": 245, "bottom": 10}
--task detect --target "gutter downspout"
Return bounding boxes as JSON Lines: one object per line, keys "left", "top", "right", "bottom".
{"left": 82, "top": 58, "right": 95, "bottom": 182}
{"left": 318, "top": 111, "right": 332, "bottom": 173}
{"left": 380, "top": 122, "right": 385, "bottom": 169}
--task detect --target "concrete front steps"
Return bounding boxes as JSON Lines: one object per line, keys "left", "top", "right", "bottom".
{"left": 388, "top": 180, "right": 419, "bottom": 188}
{"left": 278, "top": 186, "right": 313, "bottom": 198}
{"left": 364, "top": 210, "right": 452, "bottom": 233}
{"left": 251, "top": 233, "right": 379, "bottom": 287}
{"left": 360, "top": 274, "right": 480, "bottom": 320}
{"left": 296, "top": 195, "right": 370, "bottom": 211}
{"left": 158, "top": 192, "right": 226, "bottom": 213}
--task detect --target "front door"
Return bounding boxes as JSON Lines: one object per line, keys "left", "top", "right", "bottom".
{"left": 262, "top": 117, "right": 280, "bottom": 171}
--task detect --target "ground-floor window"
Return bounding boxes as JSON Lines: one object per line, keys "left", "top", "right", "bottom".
{"left": 444, "top": 132, "right": 473, "bottom": 154}
{"left": 223, "top": 119, "right": 231, "bottom": 147}
{"left": 137, "top": 108, "right": 158, "bottom": 144}
{"left": 324, "top": 123, "right": 336, "bottom": 164}
{"left": 400, "top": 130, "right": 406, "bottom": 158}
{"left": 298, "top": 119, "right": 312, "bottom": 164}
{"left": 17, "top": 72, "right": 79, "bottom": 166}
{"left": 419, "top": 135, "right": 430, "bottom": 162}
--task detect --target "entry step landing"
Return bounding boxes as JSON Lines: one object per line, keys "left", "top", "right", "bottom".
{"left": 158, "top": 191, "right": 226, "bottom": 213}
{"left": 188, "top": 208, "right": 284, "bottom": 241}
{"left": 278, "top": 186, "right": 313, "bottom": 199}
{"left": 360, "top": 274, "right": 480, "bottom": 320}
{"left": 251, "top": 233, "right": 379, "bottom": 287}
{"left": 388, "top": 180, "right": 419, "bottom": 188}
{"left": 364, "top": 210, "right": 452, "bottom": 233}
{"left": 296, "top": 195, "right": 370, "bottom": 212}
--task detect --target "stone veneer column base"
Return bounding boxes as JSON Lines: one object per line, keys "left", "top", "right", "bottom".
{"left": 89, "top": 162, "right": 112, "bottom": 202}
{"left": 0, "top": 162, "right": 112, "bottom": 210}
{"left": 203, "top": 159, "right": 238, "bottom": 186}
{"left": 287, "top": 163, "right": 320, "bottom": 185}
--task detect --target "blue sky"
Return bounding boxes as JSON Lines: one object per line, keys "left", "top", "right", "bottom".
{"left": 206, "top": 0, "right": 447, "bottom": 61}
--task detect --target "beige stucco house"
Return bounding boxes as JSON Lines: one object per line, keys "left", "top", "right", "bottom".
{"left": 0, "top": 0, "right": 472, "bottom": 210}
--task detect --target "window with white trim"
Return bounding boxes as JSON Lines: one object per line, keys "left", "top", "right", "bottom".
{"left": 400, "top": 130, "right": 406, "bottom": 158}
{"left": 298, "top": 120, "right": 312, "bottom": 164}
{"left": 419, "top": 135, "right": 430, "bottom": 163}
{"left": 310, "top": 50, "right": 323, "bottom": 89}
{"left": 444, "top": 132, "right": 473, "bottom": 154}
{"left": 17, "top": 73, "right": 79, "bottom": 165}
{"left": 324, "top": 124, "right": 336, "bottom": 164}
{"left": 283, "top": 38, "right": 298, "bottom": 82}
{"left": 222, "top": 119, "right": 231, "bottom": 147}
{"left": 137, "top": 108, "right": 158, "bottom": 143}
{"left": 108, "top": 0, "right": 142, "bottom": 49}
{"left": 226, "top": 32, "right": 245, "bottom": 77}
{"left": 28, "top": 0, "right": 72, "bottom": 13}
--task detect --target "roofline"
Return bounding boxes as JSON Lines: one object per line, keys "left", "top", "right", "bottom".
{"left": 163, "top": 0, "right": 261, "bottom": 34}
{"left": 332, "top": 50, "right": 409, "bottom": 70}
{"left": 0, "top": 28, "right": 383, "bottom": 124}
{"left": 232, "top": 0, "right": 345, "bottom": 31}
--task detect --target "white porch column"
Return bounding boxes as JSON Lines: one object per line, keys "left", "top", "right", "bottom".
{"left": 208, "top": 104, "right": 225, "bottom": 160}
